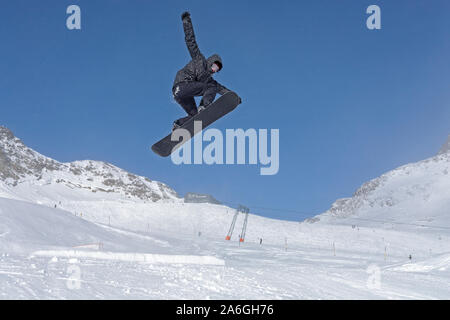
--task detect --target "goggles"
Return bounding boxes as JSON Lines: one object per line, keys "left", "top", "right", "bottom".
{"left": 211, "top": 63, "right": 220, "bottom": 73}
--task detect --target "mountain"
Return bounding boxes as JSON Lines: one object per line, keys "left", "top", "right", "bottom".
{"left": 0, "top": 126, "right": 178, "bottom": 202}
{"left": 307, "top": 135, "right": 450, "bottom": 228}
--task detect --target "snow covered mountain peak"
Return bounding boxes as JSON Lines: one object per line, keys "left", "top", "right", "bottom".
{"left": 0, "top": 126, "right": 62, "bottom": 184}
{"left": 309, "top": 138, "right": 450, "bottom": 226}
{"left": 0, "top": 126, "right": 179, "bottom": 202}
{"left": 0, "top": 126, "right": 15, "bottom": 140}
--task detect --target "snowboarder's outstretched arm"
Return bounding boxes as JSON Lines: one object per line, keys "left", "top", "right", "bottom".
{"left": 214, "top": 80, "right": 231, "bottom": 95}
{"left": 181, "top": 12, "right": 201, "bottom": 59}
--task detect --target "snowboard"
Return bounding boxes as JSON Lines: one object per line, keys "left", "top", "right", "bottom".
{"left": 151, "top": 91, "right": 241, "bottom": 157}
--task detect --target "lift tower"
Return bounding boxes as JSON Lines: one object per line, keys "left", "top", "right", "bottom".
{"left": 225, "top": 205, "right": 250, "bottom": 242}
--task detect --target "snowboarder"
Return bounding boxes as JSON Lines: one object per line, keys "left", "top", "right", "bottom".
{"left": 172, "top": 11, "right": 241, "bottom": 130}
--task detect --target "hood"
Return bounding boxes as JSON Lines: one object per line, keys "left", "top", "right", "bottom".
{"left": 207, "top": 54, "right": 223, "bottom": 72}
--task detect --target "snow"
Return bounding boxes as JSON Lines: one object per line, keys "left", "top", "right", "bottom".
{"left": 32, "top": 250, "right": 225, "bottom": 266}
{"left": 1, "top": 190, "right": 449, "bottom": 299}
{"left": 391, "top": 253, "right": 450, "bottom": 273}
{"left": 0, "top": 126, "right": 449, "bottom": 299}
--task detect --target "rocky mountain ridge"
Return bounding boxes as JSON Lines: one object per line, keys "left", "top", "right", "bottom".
{"left": 0, "top": 126, "right": 178, "bottom": 202}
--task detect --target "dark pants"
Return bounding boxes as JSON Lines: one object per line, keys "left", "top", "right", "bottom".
{"left": 173, "top": 81, "right": 218, "bottom": 117}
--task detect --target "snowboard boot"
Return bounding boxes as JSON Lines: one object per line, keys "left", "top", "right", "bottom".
{"left": 197, "top": 102, "right": 211, "bottom": 112}
{"left": 172, "top": 121, "right": 181, "bottom": 131}
{"left": 172, "top": 116, "right": 191, "bottom": 131}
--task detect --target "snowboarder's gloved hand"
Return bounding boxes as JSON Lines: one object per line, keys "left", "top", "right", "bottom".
{"left": 181, "top": 11, "right": 190, "bottom": 21}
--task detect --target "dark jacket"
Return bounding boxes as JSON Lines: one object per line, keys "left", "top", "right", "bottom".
{"left": 173, "top": 15, "right": 230, "bottom": 95}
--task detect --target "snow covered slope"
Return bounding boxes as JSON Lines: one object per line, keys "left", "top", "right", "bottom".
{"left": 0, "top": 197, "right": 170, "bottom": 254}
{"left": 308, "top": 145, "right": 450, "bottom": 231}
{"left": 0, "top": 126, "right": 178, "bottom": 203}
{"left": 1, "top": 195, "right": 449, "bottom": 299}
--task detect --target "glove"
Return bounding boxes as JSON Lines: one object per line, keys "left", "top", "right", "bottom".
{"left": 181, "top": 11, "right": 190, "bottom": 21}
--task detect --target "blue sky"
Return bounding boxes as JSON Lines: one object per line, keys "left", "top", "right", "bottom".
{"left": 1, "top": 1, "right": 449, "bottom": 221}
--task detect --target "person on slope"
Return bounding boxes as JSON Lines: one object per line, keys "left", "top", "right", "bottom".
{"left": 172, "top": 11, "right": 241, "bottom": 130}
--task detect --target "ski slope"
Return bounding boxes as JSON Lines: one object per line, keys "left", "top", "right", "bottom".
{"left": 0, "top": 188, "right": 449, "bottom": 299}
{"left": 1, "top": 196, "right": 449, "bottom": 299}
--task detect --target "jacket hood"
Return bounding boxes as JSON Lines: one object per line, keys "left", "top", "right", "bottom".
{"left": 207, "top": 54, "right": 223, "bottom": 72}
